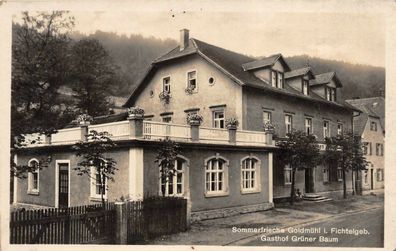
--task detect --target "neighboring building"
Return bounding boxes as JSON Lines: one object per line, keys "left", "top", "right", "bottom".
{"left": 346, "top": 97, "right": 385, "bottom": 191}
{"left": 14, "top": 29, "right": 359, "bottom": 218}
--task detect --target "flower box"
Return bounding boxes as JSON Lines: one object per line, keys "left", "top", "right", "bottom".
{"left": 127, "top": 106, "right": 145, "bottom": 119}
{"left": 186, "top": 113, "right": 203, "bottom": 125}
{"left": 225, "top": 118, "right": 239, "bottom": 129}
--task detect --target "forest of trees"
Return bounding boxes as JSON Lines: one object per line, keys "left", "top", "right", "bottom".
{"left": 71, "top": 31, "right": 177, "bottom": 96}
{"left": 286, "top": 55, "right": 385, "bottom": 99}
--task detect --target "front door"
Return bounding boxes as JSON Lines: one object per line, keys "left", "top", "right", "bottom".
{"left": 58, "top": 163, "right": 69, "bottom": 208}
{"left": 305, "top": 168, "right": 315, "bottom": 193}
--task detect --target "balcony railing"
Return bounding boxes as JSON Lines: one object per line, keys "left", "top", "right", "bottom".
{"left": 89, "top": 121, "right": 130, "bottom": 140}
{"left": 51, "top": 127, "right": 82, "bottom": 145}
{"left": 199, "top": 126, "right": 229, "bottom": 144}
{"left": 22, "top": 119, "right": 275, "bottom": 147}
{"left": 236, "top": 130, "right": 267, "bottom": 146}
{"left": 143, "top": 121, "right": 190, "bottom": 141}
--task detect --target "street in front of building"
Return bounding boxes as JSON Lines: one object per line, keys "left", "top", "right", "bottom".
{"left": 241, "top": 206, "right": 383, "bottom": 247}
{"left": 149, "top": 193, "right": 384, "bottom": 247}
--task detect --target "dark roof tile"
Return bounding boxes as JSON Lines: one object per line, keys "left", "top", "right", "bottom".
{"left": 284, "top": 67, "right": 313, "bottom": 79}
{"left": 124, "top": 37, "right": 353, "bottom": 112}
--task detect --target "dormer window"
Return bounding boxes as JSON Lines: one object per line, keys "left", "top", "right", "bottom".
{"left": 163, "top": 77, "right": 171, "bottom": 93}
{"left": 271, "top": 70, "right": 283, "bottom": 89}
{"left": 302, "top": 80, "right": 309, "bottom": 95}
{"left": 277, "top": 72, "right": 284, "bottom": 88}
{"left": 271, "top": 70, "right": 277, "bottom": 87}
{"left": 326, "top": 87, "right": 336, "bottom": 101}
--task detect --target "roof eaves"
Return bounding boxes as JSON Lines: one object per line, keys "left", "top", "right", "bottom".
{"left": 245, "top": 82, "right": 354, "bottom": 111}
{"left": 123, "top": 64, "right": 157, "bottom": 107}
{"left": 152, "top": 50, "right": 197, "bottom": 64}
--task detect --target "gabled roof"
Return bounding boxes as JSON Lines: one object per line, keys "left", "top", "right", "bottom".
{"left": 152, "top": 40, "right": 198, "bottom": 64}
{"left": 284, "top": 67, "right": 314, "bottom": 79}
{"left": 346, "top": 97, "right": 385, "bottom": 133}
{"left": 310, "top": 72, "right": 343, "bottom": 87}
{"left": 241, "top": 54, "right": 291, "bottom": 72}
{"left": 123, "top": 38, "right": 354, "bottom": 112}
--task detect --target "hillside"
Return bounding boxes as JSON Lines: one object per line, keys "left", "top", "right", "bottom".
{"left": 71, "top": 31, "right": 177, "bottom": 96}
{"left": 73, "top": 31, "right": 385, "bottom": 99}
{"left": 285, "top": 55, "right": 385, "bottom": 99}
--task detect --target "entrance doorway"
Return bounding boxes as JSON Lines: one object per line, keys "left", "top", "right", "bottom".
{"left": 305, "top": 168, "right": 315, "bottom": 193}
{"left": 370, "top": 169, "right": 374, "bottom": 190}
{"left": 56, "top": 161, "right": 70, "bottom": 208}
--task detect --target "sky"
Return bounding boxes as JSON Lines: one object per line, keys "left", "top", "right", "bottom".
{"left": 28, "top": 10, "right": 387, "bottom": 67}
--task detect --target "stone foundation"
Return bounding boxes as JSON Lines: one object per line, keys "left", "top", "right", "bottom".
{"left": 190, "top": 202, "right": 274, "bottom": 222}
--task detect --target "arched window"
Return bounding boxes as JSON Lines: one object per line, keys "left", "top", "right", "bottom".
{"left": 205, "top": 155, "right": 229, "bottom": 197}
{"left": 28, "top": 158, "right": 40, "bottom": 194}
{"left": 160, "top": 157, "right": 188, "bottom": 197}
{"left": 241, "top": 156, "right": 261, "bottom": 193}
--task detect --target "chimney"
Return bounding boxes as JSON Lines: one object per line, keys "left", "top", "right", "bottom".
{"left": 180, "top": 29, "right": 189, "bottom": 51}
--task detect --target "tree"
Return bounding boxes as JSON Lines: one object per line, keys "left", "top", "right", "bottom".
{"left": 12, "top": 11, "right": 74, "bottom": 138}
{"left": 323, "top": 131, "right": 369, "bottom": 199}
{"left": 69, "top": 39, "right": 117, "bottom": 117}
{"left": 72, "top": 130, "right": 117, "bottom": 206}
{"left": 11, "top": 11, "right": 75, "bottom": 178}
{"left": 276, "top": 130, "right": 320, "bottom": 205}
{"left": 154, "top": 138, "right": 181, "bottom": 197}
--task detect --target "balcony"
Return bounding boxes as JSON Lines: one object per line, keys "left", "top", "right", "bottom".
{"left": 22, "top": 119, "right": 274, "bottom": 148}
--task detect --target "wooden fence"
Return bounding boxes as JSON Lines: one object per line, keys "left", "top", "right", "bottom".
{"left": 10, "top": 198, "right": 188, "bottom": 244}
{"left": 10, "top": 203, "right": 116, "bottom": 244}
{"left": 127, "top": 197, "right": 187, "bottom": 243}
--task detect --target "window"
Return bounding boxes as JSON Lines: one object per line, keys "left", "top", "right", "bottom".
{"left": 323, "top": 166, "right": 329, "bottom": 183}
{"left": 331, "top": 88, "right": 336, "bottom": 101}
{"left": 285, "top": 114, "right": 293, "bottom": 135}
{"left": 305, "top": 118, "right": 313, "bottom": 135}
{"left": 376, "top": 143, "right": 381, "bottom": 156}
{"left": 163, "top": 77, "right": 171, "bottom": 93}
{"left": 208, "top": 77, "right": 215, "bottom": 85}
{"left": 241, "top": 157, "right": 260, "bottom": 193}
{"left": 271, "top": 70, "right": 277, "bottom": 87}
{"left": 205, "top": 156, "right": 228, "bottom": 196}
{"left": 162, "top": 115, "right": 172, "bottom": 123}
{"left": 370, "top": 121, "right": 377, "bottom": 131}
{"left": 277, "top": 72, "right": 284, "bottom": 88}
{"left": 337, "top": 167, "right": 343, "bottom": 181}
{"left": 326, "top": 88, "right": 331, "bottom": 101}
{"left": 364, "top": 171, "right": 368, "bottom": 184}
{"left": 263, "top": 111, "right": 272, "bottom": 125}
{"left": 28, "top": 159, "right": 39, "bottom": 194}
{"left": 187, "top": 71, "right": 197, "bottom": 92}
{"left": 337, "top": 123, "right": 343, "bottom": 135}
{"left": 323, "top": 121, "right": 330, "bottom": 138}
{"left": 381, "top": 144, "right": 384, "bottom": 156}
{"left": 326, "top": 87, "right": 336, "bottom": 101}
{"left": 368, "top": 142, "right": 372, "bottom": 155}
{"left": 284, "top": 165, "right": 292, "bottom": 185}
{"left": 90, "top": 166, "right": 107, "bottom": 199}
{"left": 160, "top": 158, "right": 185, "bottom": 196}
{"left": 376, "top": 169, "right": 384, "bottom": 182}
{"left": 213, "top": 110, "right": 225, "bottom": 128}
{"left": 363, "top": 142, "right": 368, "bottom": 155}
{"left": 302, "top": 80, "right": 309, "bottom": 95}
